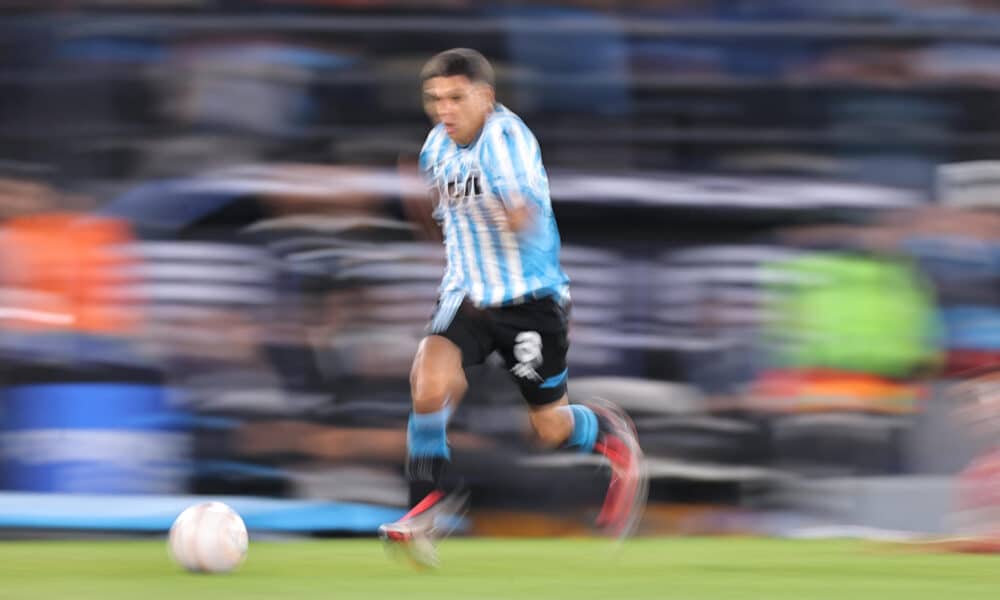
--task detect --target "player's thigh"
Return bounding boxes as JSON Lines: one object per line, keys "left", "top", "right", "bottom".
{"left": 410, "top": 335, "right": 468, "bottom": 413}
{"left": 496, "top": 298, "right": 570, "bottom": 407}
{"left": 412, "top": 301, "right": 492, "bottom": 412}
{"left": 425, "top": 298, "right": 492, "bottom": 369}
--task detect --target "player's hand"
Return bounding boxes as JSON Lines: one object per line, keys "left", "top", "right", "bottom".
{"left": 506, "top": 203, "right": 534, "bottom": 232}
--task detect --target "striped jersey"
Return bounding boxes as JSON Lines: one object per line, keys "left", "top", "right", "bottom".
{"left": 418, "top": 104, "right": 569, "bottom": 308}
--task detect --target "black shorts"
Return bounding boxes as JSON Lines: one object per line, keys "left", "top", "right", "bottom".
{"left": 429, "top": 296, "right": 570, "bottom": 406}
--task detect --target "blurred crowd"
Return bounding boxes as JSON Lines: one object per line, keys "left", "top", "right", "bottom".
{"left": 4, "top": 0, "right": 1000, "bottom": 190}
{"left": 0, "top": 0, "right": 997, "bottom": 538}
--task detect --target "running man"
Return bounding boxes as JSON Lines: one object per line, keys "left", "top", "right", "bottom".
{"left": 379, "top": 48, "right": 646, "bottom": 566}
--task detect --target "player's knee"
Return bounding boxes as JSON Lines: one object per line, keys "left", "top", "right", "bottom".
{"left": 411, "top": 369, "right": 465, "bottom": 414}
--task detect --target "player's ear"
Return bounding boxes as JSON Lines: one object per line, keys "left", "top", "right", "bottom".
{"left": 479, "top": 83, "right": 496, "bottom": 108}
{"left": 423, "top": 94, "right": 438, "bottom": 123}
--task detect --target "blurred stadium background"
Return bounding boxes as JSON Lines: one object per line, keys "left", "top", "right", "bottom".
{"left": 0, "top": 0, "right": 997, "bottom": 553}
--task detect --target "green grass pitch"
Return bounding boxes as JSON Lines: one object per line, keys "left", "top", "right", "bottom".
{"left": 1, "top": 537, "right": 997, "bottom": 599}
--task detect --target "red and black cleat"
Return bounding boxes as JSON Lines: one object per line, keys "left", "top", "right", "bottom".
{"left": 378, "top": 489, "right": 468, "bottom": 569}
{"left": 589, "top": 398, "right": 649, "bottom": 540}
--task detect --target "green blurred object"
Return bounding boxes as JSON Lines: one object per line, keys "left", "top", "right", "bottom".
{"left": 0, "top": 538, "right": 997, "bottom": 599}
{"left": 766, "top": 253, "right": 940, "bottom": 377}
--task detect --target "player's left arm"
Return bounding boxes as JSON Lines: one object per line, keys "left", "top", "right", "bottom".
{"left": 481, "top": 119, "right": 547, "bottom": 233}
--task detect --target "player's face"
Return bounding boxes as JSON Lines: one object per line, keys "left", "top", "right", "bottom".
{"left": 423, "top": 75, "right": 494, "bottom": 145}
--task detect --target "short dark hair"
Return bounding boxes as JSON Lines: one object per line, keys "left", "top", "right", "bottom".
{"left": 420, "top": 48, "right": 495, "bottom": 87}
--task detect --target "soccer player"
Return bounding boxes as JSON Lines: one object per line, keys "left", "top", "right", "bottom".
{"left": 378, "top": 49, "right": 646, "bottom": 566}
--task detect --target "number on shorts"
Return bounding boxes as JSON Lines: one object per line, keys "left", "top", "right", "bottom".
{"left": 514, "top": 331, "right": 543, "bottom": 366}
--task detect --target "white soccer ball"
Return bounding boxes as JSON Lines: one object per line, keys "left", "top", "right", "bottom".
{"left": 168, "top": 501, "right": 249, "bottom": 574}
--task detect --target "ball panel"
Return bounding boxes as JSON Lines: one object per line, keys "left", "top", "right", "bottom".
{"left": 168, "top": 502, "right": 248, "bottom": 574}
{"left": 168, "top": 504, "right": 203, "bottom": 572}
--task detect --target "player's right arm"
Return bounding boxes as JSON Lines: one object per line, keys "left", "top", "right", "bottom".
{"left": 400, "top": 127, "right": 446, "bottom": 241}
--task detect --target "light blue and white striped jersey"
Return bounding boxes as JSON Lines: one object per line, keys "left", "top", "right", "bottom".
{"left": 418, "top": 104, "right": 570, "bottom": 308}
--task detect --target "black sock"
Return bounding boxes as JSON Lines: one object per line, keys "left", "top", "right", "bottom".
{"left": 406, "top": 455, "right": 448, "bottom": 508}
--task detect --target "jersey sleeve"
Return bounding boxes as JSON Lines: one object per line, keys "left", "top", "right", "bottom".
{"left": 418, "top": 126, "right": 448, "bottom": 190}
{"left": 418, "top": 127, "right": 445, "bottom": 219}
{"left": 480, "top": 118, "right": 547, "bottom": 211}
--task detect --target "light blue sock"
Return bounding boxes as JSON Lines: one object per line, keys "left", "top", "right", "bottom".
{"left": 407, "top": 407, "right": 451, "bottom": 460}
{"left": 561, "top": 404, "right": 598, "bottom": 453}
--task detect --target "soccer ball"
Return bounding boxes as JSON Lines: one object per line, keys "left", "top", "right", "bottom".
{"left": 168, "top": 501, "right": 249, "bottom": 574}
